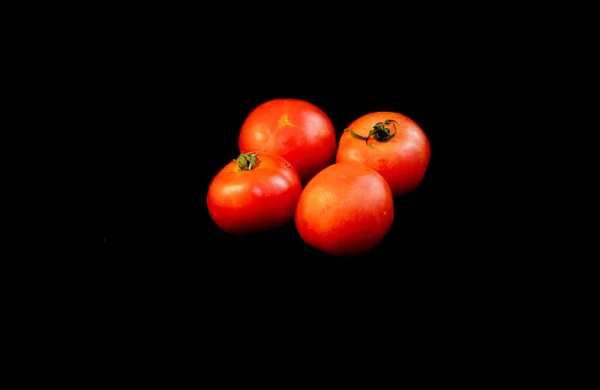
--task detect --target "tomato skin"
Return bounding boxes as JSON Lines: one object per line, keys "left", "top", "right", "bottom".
{"left": 294, "top": 162, "right": 394, "bottom": 257}
{"left": 238, "top": 99, "right": 337, "bottom": 184}
{"left": 207, "top": 152, "right": 302, "bottom": 234}
{"left": 336, "top": 112, "right": 430, "bottom": 197}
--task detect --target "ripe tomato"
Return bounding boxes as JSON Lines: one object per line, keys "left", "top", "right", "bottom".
{"left": 238, "top": 98, "right": 337, "bottom": 184}
{"left": 336, "top": 111, "right": 430, "bottom": 197}
{"left": 207, "top": 152, "right": 302, "bottom": 234}
{"left": 295, "top": 162, "right": 394, "bottom": 256}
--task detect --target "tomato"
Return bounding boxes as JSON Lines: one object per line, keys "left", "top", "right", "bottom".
{"left": 238, "top": 98, "right": 337, "bottom": 184}
{"left": 336, "top": 111, "right": 430, "bottom": 197}
{"left": 294, "top": 162, "right": 394, "bottom": 256}
{"left": 207, "top": 152, "right": 302, "bottom": 234}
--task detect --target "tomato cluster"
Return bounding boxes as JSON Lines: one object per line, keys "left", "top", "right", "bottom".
{"left": 206, "top": 98, "right": 430, "bottom": 257}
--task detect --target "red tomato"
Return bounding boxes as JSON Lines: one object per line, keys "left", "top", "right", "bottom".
{"left": 295, "top": 162, "right": 394, "bottom": 256}
{"left": 336, "top": 112, "right": 430, "bottom": 197}
{"left": 238, "top": 98, "right": 337, "bottom": 184}
{"left": 207, "top": 152, "right": 302, "bottom": 234}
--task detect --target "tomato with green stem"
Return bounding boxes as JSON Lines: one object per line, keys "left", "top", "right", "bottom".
{"left": 336, "top": 111, "right": 430, "bottom": 197}
{"left": 207, "top": 152, "right": 302, "bottom": 234}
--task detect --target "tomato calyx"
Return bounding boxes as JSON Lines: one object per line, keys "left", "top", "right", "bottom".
{"left": 236, "top": 152, "right": 260, "bottom": 171}
{"left": 345, "top": 119, "right": 399, "bottom": 149}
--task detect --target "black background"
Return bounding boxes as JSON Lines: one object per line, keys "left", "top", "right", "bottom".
{"left": 93, "top": 4, "right": 571, "bottom": 366}
{"left": 101, "top": 21, "right": 493, "bottom": 298}
{"left": 89, "top": 5, "right": 593, "bottom": 366}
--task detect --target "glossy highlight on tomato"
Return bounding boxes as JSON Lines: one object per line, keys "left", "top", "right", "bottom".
{"left": 336, "top": 111, "right": 430, "bottom": 197}
{"left": 295, "top": 162, "right": 394, "bottom": 257}
{"left": 207, "top": 152, "right": 302, "bottom": 234}
{"left": 238, "top": 98, "right": 337, "bottom": 184}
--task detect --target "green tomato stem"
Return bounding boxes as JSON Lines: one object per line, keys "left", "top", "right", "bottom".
{"left": 236, "top": 152, "right": 260, "bottom": 171}
{"left": 344, "top": 119, "right": 399, "bottom": 149}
